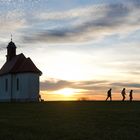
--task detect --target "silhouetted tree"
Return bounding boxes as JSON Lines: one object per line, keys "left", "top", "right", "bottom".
{"left": 78, "top": 97, "right": 89, "bottom": 101}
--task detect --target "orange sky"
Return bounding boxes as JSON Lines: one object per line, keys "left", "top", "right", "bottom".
{"left": 41, "top": 89, "right": 140, "bottom": 101}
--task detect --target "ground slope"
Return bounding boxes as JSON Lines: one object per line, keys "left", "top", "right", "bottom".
{"left": 0, "top": 101, "right": 140, "bottom": 140}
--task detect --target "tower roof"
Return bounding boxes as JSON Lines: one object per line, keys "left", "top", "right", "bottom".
{"left": 7, "top": 41, "right": 16, "bottom": 48}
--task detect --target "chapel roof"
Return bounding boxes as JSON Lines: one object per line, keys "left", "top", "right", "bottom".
{"left": 0, "top": 53, "right": 42, "bottom": 76}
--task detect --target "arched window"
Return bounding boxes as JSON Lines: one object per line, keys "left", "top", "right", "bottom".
{"left": 5, "top": 79, "right": 8, "bottom": 92}
{"left": 17, "top": 78, "right": 19, "bottom": 91}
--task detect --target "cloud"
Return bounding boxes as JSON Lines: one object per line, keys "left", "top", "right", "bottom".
{"left": 129, "top": 72, "right": 140, "bottom": 76}
{"left": 0, "top": 43, "right": 7, "bottom": 53}
{"left": 41, "top": 79, "right": 73, "bottom": 91}
{"left": 0, "top": 10, "right": 26, "bottom": 32}
{"left": 37, "top": 5, "right": 106, "bottom": 21}
{"left": 111, "top": 82, "right": 140, "bottom": 88}
{"left": 0, "top": 0, "right": 41, "bottom": 4}
{"left": 41, "top": 79, "right": 109, "bottom": 92}
{"left": 41, "top": 79, "right": 140, "bottom": 95}
{"left": 22, "top": 1, "right": 140, "bottom": 44}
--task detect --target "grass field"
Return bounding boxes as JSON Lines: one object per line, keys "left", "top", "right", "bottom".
{"left": 0, "top": 101, "right": 140, "bottom": 140}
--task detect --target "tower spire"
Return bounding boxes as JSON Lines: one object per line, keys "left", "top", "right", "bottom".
{"left": 6, "top": 37, "right": 16, "bottom": 62}
{"left": 11, "top": 34, "right": 12, "bottom": 42}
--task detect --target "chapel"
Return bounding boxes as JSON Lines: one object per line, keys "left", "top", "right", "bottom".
{"left": 0, "top": 40, "right": 42, "bottom": 102}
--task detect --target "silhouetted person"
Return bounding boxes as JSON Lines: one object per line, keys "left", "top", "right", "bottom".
{"left": 121, "top": 88, "right": 126, "bottom": 101}
{"left": 129, "top": 90, "right": 133, "bottom": 102}
{"left": 38, "top": 94, "right": 41, "bottom": 102}
{"left": 106, "top": 88, "right": 112, "bottom": 101}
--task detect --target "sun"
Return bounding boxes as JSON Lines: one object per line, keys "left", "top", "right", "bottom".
{"left": 56, "top": 88, "right": 75, "bottom": 96}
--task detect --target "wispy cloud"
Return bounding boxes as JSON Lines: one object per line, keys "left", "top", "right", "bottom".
{"left": 37, "top": 5, "right": 106, "bottom": 21}
{"left": 0, "top": 9, "right": 26, "bottom": 31}
{"left": 22, "top": 1, "right": 140, "bottom": 43}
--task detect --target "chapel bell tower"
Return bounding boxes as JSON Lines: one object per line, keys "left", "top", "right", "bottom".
{"left": 6, "top": 36, "right": 16, "bottom": 62}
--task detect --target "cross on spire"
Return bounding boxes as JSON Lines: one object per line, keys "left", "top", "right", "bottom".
{"left": 11, "top": 34, "right": 12, "bottom": 42}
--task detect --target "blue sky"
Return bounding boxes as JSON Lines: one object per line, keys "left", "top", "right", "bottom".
{"left": 0, "top": 0, "right": 140, "bottom": 100}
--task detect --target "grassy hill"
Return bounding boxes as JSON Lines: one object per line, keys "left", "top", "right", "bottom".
{"left": 0, "top": 101, "right": 140, "bottom": 140}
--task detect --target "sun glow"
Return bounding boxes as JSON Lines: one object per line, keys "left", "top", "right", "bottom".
{"left": 56, "top": 88, "right": 76, "bottom": 96}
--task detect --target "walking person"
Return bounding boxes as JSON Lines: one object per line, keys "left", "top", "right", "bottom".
{"left": 129, "top": 90, "right": 133, "bottom": 102}
{"left": 121, "top": 88, "right": 126, "bottom": 101}
{"left": 106, "top": 88, "right": 112, "bottom": 101}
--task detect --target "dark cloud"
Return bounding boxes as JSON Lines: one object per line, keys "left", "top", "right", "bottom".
{"left": 41, "top": 80, "right": 73, "bottom": 91}
{"left": 130, "top": 0, "right": 140, "bottom": 7}
{"left": 40, "top": 79, "right": 108, "bottom": 91}
{"left": 71, "top": 80, "right": 109, "bottom": 91}
{"left": 22, "top": 2, "right": 140, "bottom": 44}
{"left": 111, "top": 82, "right": 140, "bottom": 88}
{"left": 41, "top": 79, "right": 140, "bottom": 94}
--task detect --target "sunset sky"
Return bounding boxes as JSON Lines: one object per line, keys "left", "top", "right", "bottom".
{"left": 0, "top": 0, "right": 140, "bottom": 101}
